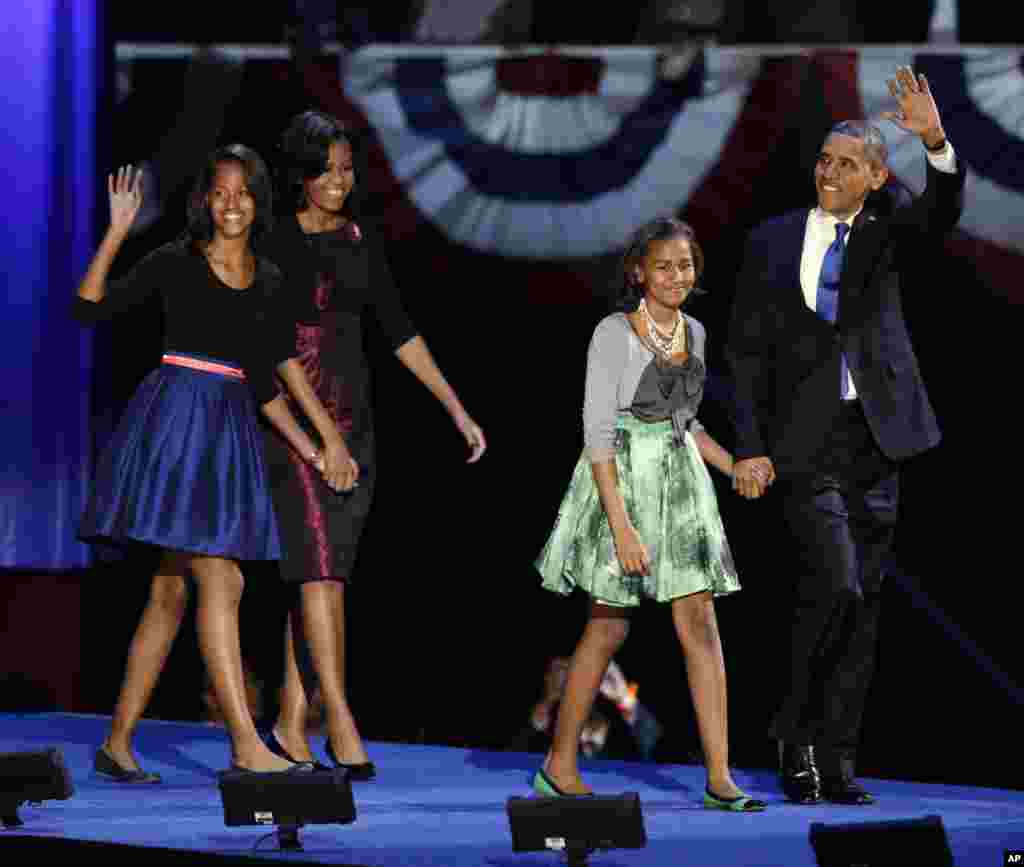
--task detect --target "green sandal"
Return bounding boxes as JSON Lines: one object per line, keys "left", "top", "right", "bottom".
{"left": 703, "top": 786, "right": 767, "bottom": 812}
{"left": 532, "top": 767, "right": 593, "bottom": 798}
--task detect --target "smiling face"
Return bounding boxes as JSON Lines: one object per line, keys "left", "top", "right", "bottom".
{"left": 303, "top": 140, "right": 355, "bottom": 217}
{"left": 815, "top": 133, "right": 889, "bottom": 219}
{"left": 205, "top": 160, "right": 255, "bottom": 241}
{"left": 633, "top": 236, "right": 697, "bottom": 316}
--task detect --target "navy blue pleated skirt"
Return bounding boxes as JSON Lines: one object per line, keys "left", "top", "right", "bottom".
{"left": 79, "top": 352, "right": 282, "bottom": 560}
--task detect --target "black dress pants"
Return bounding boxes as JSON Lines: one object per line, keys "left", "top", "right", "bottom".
{"left": 769, "top": 401, "right": 899, "bottom": 771}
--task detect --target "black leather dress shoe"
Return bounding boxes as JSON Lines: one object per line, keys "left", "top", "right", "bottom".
{"left": 93, "top": 747, "right": 162, "bottom": 784}
{"left": 779, "top": 742, "right": 822, "bottom": 805}
{"left": 325, "top": 740, "right": 376, "bottom": 781}
{"left": 821, "top": 774, "right": 876, "bottom": 805}
{"left": 816, "top": 750, "right": 875, "bottom": 804}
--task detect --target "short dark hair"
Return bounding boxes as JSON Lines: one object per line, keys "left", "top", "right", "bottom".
{"left": 185, "top": 144, "right": 274, "bottom": 245}
{"left": 826, "top": 120, "right": 889, "bottom": 167}
{"left": 617, "top": 216, "right": 705, "bottom": 312}
{"left": 278, "top": 110, "right": 356, "bottom": 212}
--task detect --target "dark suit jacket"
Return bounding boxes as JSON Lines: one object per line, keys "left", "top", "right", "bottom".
{"left": 726, "top": 160, "right": 966, "bottom": 479}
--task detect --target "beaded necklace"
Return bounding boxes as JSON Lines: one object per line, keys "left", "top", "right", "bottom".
{"left": 639, "top": 298, "right": 685, "bottom": 358}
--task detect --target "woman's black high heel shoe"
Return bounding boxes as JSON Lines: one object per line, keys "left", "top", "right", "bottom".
{"left": 262, "top": 728, "right": 330, "bottom": 772}
{"left": 325, "top": 739, "right": 376, "bottom": 781}
{"left": 93, "top": 747, "right": 162, "bottom": 784}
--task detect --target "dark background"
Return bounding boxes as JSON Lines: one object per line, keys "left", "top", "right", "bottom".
{"left": 22, "top": 9, "right": 1019, "bottom": 793}
{"left": 104, "top": 1, "right": 1002, "bottom": 44}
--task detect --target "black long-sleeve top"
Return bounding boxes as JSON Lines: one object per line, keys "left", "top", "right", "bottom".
{"left": 72, "top": 240, "right": 296, "bottom": 405}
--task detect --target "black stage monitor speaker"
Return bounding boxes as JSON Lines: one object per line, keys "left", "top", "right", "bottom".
{"left": 0, "top": 748, "right": 74, "bottom": 828}
{"left": 506, "top": 793, "right": 646, "bottom": 866}
{"left": 810, "top": 814, "right": 954, "bottom": 867}
{"left": 218, "top": 767, "right": 356, "bottom": 850}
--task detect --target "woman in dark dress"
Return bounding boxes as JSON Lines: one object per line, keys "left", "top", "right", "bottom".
{"left": 257, "top": 111, "right": 487, "bottom": 776}
{"left": 82, "top": 147, "right": 351, "bottom": 776}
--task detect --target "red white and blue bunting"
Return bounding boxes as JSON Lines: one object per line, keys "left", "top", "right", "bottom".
{"left": 342, "top": 46, "right": 762, "bottom": 259}
{"left": 340, "top": 44, "right": 1024, "bottom": 298}
{"left": 113, "top": 42, "right": 1024, "bottom": 298}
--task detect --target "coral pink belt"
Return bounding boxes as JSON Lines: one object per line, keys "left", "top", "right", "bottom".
{"left": 161, "top": 353, "right": 246, "bottom": 380}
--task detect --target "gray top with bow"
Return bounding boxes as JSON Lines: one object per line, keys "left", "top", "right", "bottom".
{"left": 583, "top": 312, "right": 706, "bottom": 463}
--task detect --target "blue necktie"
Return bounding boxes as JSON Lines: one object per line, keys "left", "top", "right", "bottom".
{"left": 816, "top": 222, "right": 850, "bottom": 398}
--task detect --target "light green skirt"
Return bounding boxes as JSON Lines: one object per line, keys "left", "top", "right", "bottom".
{"left": 536, "top": 414, "right": 740, "bottom": 606}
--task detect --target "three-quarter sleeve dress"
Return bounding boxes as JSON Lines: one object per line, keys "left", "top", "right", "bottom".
{"left": 258, "top": 216, "right": 418, "bottom": 583}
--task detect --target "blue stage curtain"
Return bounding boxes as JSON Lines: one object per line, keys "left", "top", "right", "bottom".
{"left": 0, "top": 2, "right": 99, "bottom": 568}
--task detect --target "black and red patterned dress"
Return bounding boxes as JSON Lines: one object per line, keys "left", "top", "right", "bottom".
{"left": 259, "top": 215, "right": 418, "bottom": 583}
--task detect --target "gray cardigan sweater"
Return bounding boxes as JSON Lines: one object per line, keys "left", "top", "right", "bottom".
{"left": 583, "top": 312, "right": 706, "bottom": 463}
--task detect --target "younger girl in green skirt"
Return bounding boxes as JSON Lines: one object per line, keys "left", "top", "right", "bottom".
{"left": 534, "top": 217, "right": 766, "bottom": 812}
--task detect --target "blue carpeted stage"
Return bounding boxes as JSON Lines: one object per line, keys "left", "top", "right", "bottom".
{"left": 1, "top": 713, "right": 1021, "bottom": 865}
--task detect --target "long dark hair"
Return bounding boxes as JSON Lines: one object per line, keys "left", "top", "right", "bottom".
{"left": 185, "top": 144, "right": 274, "bottom": 245}
{"left": 616, "top": 216, "right": 705, "bottom": 312}
{"left": 278, "top": 110, "right": 362, "bottom": 217}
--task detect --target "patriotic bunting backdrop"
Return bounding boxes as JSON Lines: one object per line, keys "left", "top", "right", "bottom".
{"left": 112, "top": 43, "right": 1024, "bottom": 300}
{"left": 343, "top": 47, "right": 751, "bottom": 259}
{"left": 324, "top": 46, "right": 1024, "bottom": 299}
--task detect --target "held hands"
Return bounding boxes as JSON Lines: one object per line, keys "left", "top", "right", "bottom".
{"left": 108, "top": 165, "right": 144, "bottom": 235}
{"left": 732, "top": 457, "right": 775, "bottom": 500}
{"left": 881, "top": 66, "right": 945, "bottom": 147}
{"left": 314, "top": 437, "right": 360, "bottom": 493}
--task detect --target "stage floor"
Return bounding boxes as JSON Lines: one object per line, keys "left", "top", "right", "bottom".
{"left": 1, "top": 713, "right": 1022, "bottom": 865}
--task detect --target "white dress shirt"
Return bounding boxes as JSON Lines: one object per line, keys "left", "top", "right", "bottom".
{"left": 799, "top": 142, "right": 958, "bottom": 399}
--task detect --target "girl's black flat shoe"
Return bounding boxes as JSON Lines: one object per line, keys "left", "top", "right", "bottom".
{"left": 93, "top": 747, "right": 162, "bottom": 784}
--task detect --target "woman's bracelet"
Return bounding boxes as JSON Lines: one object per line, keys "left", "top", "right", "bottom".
{"left": 308, "top": 448, "right": 321, "bottom": 465}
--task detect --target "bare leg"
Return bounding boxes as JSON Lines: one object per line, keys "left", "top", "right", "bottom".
{"left": 103, "top": 551, "right": 190, "bottom": 770}
{"left": 544, "top": 602, "right": 630, "bottom": 794}
{"left": 276, "top": 581, "right": 368, "bottom": 764}
{"left": 671, "top": 591, "right": 741, "bottom": 798}
{"left": 189, "top": 555, "right": 293, "bottom": 771}
{"left": 274, "top": 612, "right": 316, "bottom": 761}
